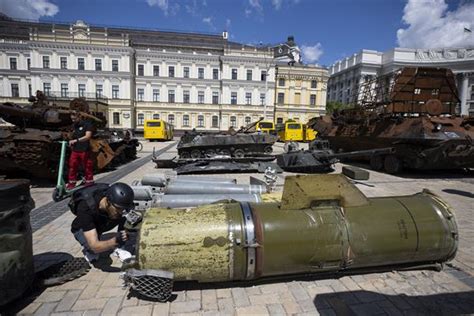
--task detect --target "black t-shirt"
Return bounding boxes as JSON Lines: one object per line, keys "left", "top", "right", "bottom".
{"left": 71, "top": 190, "right": 125, "bottom": 234}
{"left": 72, "top": 120, "right": 95, "bottom": 152}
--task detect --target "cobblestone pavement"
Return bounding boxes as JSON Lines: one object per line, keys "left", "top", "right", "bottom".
{"left": 3, "top": 140, "right": 474, "bottom": 315}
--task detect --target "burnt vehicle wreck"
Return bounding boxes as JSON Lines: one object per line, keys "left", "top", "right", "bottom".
{"left": 308, "top": 67, "right": 474, "bottom": 173}
{"left": 122, "top": 174, "right": 458, "bottom": 301}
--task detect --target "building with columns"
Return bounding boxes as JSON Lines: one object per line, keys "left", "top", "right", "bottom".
{"left": 328, "top": 47, "right": 474, "bottom": 116}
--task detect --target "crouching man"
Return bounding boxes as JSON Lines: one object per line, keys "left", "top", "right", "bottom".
{"left": 69, "top": 182, "right": 135, "bottom": 263}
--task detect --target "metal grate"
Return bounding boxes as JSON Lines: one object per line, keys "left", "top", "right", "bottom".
{"left": 123, "top": 269, "right": 174, "bottom": 302}
{"left": 36, "top": 257, "right": 90, "bottom": 286}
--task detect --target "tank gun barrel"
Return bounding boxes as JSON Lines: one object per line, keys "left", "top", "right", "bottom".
{"left": 327, "top": 147, "right": 395, "bottom": 160}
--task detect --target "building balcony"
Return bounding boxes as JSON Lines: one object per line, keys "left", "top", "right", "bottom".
{"left": 44, "top": 91, "right": 108, "bottom": 103}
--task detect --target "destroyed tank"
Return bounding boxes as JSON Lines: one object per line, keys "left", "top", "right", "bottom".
{"left": 0, "top": 92, "right": 135, "bottom": 179}
{"left": 177, "top": 122, "right": 278, "bottom": 159}
{"left": 309, "top": 67, "right": 474, "bottom": 173}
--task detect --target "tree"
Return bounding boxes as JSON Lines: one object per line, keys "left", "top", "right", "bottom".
{"left": 325, "top": 101, "right": 349, "bottom": 114}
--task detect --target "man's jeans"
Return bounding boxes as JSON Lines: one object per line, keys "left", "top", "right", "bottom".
{"left": 73, "top": 229, "right": 99, "bottom": 262}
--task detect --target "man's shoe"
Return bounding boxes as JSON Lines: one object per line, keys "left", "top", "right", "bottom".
{"left": 112, "top": 248, "right": 133, "bottom": 263}
{"left": 84, "top": 180, "right": 95, "bottom": 187}
{"left": 82, "top": 249, "right": 99, "bottom": 263}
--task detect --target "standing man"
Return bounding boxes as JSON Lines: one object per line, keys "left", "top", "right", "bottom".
{"left": 70, "top": 182, "right": 135, "bottom": 263}
{"left": 67, "top": 111, "right": 95, "bottom": 190}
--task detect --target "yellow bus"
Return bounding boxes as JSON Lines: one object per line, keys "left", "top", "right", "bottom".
{"left": 256, "top": 121, "right": 275, "bottom": 134}
{"left": 144, "top": 119, "right": 174, "bottom": 141}
{"left": 277, "top": 121, "right": 317, "bottom": 142}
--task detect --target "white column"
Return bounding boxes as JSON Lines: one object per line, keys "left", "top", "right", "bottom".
{"left": 460, "top": 73, "right": 469, "bottom": 116}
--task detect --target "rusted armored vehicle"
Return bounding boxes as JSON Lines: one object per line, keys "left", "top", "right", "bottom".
{"left": 0, "top": 92, "right": 137, "bottom": 179}
{"left": 309, "top": 67, "right": 474, "bottom": 173}
{"left": 177, "top": 122, "right": 278, "bottom": 159}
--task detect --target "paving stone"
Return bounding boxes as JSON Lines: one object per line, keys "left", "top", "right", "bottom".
{"left": 152, "top": 302, "right": 170, "bottom": 316}
{"left": 288, "top": 282, "right": 311, "bottom": 301}
{"left": 102, "top": 297, "right": 124, "bottom": 315}
{"left": 248, "top": 293, "right": 280, "bottom": 305}
{"left": 216, "top": 288, "right": 232, "bottom": 298}
{"left": 118, "top": 305, "right": 153, "bottom": 315}
{"left": 266, "top": 303, "right": 286, "bottom": 315}
{"left": 217, "top": 298, "right": 234, "bottom": 313}
{"left": 18, "top": 302, "right": 42, "bottom": 315}
{"left": 55, "top": 290, "right": 82, "bottom": 312}
{"left": 306, "top": 285, "right": 334, "bottom": 297}
{"left": 95, "top": 286, "right": 126, "bottom": 298}
{"left": 339, "top": 276, "right": 361, "bottom": 291}
{"left": 168, "top": 299, "right": 201, "bottom": 314}
{"left": 245, "top": 285, "right": 261, "bottom": 296}
{"left": 78, "top": 282, "right": 102, "bottom": 300}
{"left": 298, "top": 298, "right": 318, "bottom": 313}
{"left": 71, "top": 298, "right": 107, "bottom": 311}
{"left": 282, "top": 299, "right": 302, "bottom": 315}
{"left": 83, "top": 310, "right": 102, "bottom": 316}
{"left": 121, "top": 295, "right": 140, "bottom": 307}
{"left": 235, "top": 305, "right": 269, "bottom": 315}
{"left": 201, "top": 289, "right": 218, "bottom": 311}
{"left": 258, "top": 283, "right": 289, "bottom": 294}
{"left": 349, "top": 302, "right": 385, "bottom": 316}
{"left": 186, "top": 290, "right": 201, "bottom": 301}
{"left": 50, "top": 312, "right": 83, "bottom": 316}
{"left": 34, "top": 302, "right": 58, "bottom": 316}
{"left": 172, "top": 290, "right": 186, "bottom": 302}
{"left": 36, "top": 290, "right": 68, "bottom": 303}
{"left": 231, "top": 287, "right": 250, "bottom": 307}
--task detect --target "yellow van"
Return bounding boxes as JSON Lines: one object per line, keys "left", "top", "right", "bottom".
{"left": 256, "top": 121, "right": 275, "bottom": 134}
{"left": 277, "top": 121, "right": 317, "bottom": 142}
{"left": 144, "top": 119, "right": 174, "bottom": 141}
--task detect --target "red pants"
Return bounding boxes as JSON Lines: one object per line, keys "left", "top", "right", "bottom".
{"left": 68, "top": 150, "right": 94, "bottom": 183}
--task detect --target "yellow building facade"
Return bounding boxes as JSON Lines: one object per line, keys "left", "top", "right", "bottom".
{"left": 274, "top": 64, "right": 328, "bottom": 124}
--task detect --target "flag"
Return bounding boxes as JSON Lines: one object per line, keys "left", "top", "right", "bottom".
{"left": 464, "top": 27, "right": 472, "bottom": 33}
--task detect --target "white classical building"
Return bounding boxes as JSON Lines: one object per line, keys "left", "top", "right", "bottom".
{"left": 328, "top": 47, "right": 474, "bottom": 116}
{"left": 0, "top": 16, "right": 275, "bottom": 131}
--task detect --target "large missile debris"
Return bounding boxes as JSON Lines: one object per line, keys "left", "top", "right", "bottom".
{"left": 308, "top": 67, "right": 474, "bottom": 173}
{"left": 123, "top": 174, "right": 458, "bottom": 301}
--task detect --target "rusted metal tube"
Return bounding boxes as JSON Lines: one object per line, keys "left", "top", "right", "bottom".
{"left": 137, "top": 175, "right": 458, "bottom": 283}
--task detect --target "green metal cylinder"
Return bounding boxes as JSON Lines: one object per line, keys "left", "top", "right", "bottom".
{"left": 137, "top": 176, "right": 458, "bottom": 282}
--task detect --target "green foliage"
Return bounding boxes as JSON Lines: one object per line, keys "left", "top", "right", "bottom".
{"left": 325, "top": 101, "right": 348, "bottom": 114}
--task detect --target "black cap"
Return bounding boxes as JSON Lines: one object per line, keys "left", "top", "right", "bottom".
{"left": 106, "top": 182, "right": 134, "bottom": 210}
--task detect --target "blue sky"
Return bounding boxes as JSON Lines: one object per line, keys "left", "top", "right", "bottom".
{"left": 2, "top": 0, "right": 473, "bottom": 66}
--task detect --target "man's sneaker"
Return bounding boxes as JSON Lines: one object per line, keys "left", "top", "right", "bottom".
{"left": 112, "top": 248, "right": 133, "bottom": 262}
{"left": 84, "top": 180, "right": 95, "bottom": 187}
{"left": 82, "top": 249, "right": 99, "bottom": 263}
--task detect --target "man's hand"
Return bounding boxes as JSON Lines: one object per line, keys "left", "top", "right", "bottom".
{"left": 116, "top": 230, "right": 128, "bottom": 246}
{"left": 69, "top": 139, "right": 77, "bottom": 146}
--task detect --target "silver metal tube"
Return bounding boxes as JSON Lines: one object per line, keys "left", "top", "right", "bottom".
{"left": 141, "top": 175, "right": 237, "bottom": 187}
{"left": 134, "top": 194, "right": 261, "bottom": 210}
{"left": 164, "top": 182, "right": 266, "bottom": 195}
{"left": 176, "top": 176, "right": 237, "bottom": 184}
{"left": 132, "top": 186, "right": 161, "bottom": 201}
{"left": 140, "top": 175, "right": 167, "bottom": 187}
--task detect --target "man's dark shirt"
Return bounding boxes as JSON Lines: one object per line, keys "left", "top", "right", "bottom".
{"left": 72, "top": 119, "right": 94, "bottom": 152}
{"left": 71, "top": 190, "right": 125, "bottom": 234}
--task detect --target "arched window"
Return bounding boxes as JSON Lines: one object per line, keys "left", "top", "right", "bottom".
{"left": 230, "top": 116, "right": 237, "bottom": 127}
{"left": 197, "top": 115, "right": 204, "bottom": 127}
{"left": 182, "top": 114, "right": 190, "bottom": 127}
{"left": 168, "top": 114, "right": 175, "bottom": 125}
{"left": 137, "top": 113, "right": 144, "bottom": 126}
{"left": 153, "top": 113, "right": 160, "bottom": 120}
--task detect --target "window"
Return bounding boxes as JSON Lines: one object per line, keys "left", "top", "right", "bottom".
{"left": 78, "top": 58, "right": 85, "bottom": 70}
{"left": 245, "top": 92, "right": 252, "bottom": 105}
{"left": 168, "top": 114, "right": 175, "bottom": 125}
{"left": 212, "top": 116, "right": 218, "bottom": 128}
{"left": 198, "top": 91, "right": 204, "bottom": 104}
{"left": 278, "top": 78, "right": 285, "bottom": 86}
{"left": 197, "top": 115, "right": 204, "bottom": 127}
{"left": 112, "top": 85, "right": 119, "bottom": 99}
{"left": 260, "top": 93, "right": 265, "bottom": 105}
{"left": 277, "top": 93, "right": 285, "bottom": 104}
{"left": 113, "top": 112, "right": 120, "bottom": 125}
{"left": 11, "top": 84, "right": 19, "bottom": 97}
{"left": 212, "top": 91, "right": 219, "bottom": 104}
{"left": 414, "top": 88, "right": 421, "bottom": 95}
{"left": 231, "top": 68, "right": 238, "bottom": 80}
{"left": 112, "top": 60, "right": 119, "bottom": 72}
{"left": 137, "top": 113, "right": 144, "bottom": 126}
{"left": 183, "top": 90, "right": 190, "bottom": 103}
{"left": 183, "top": 67, "right": 189, "bottom": 78}
{"left": 311, "top": 80, "right": 317, "bottom": 88}
{"left": 246, "top": 70, "right": 252, "bottom": 81}
{"left": 96, "top": 84, "right": 103, "bottom": 97}
{"left": 61, "top": 83, "right": 68, "bottom": 97}
{"left": 295, "top": 92, "right": 301, "bottom": 105}
{"left": 182, "top": 114, "right": 190, "bottom": 127}
{"left": 198, "top": 67, "right": 204, "bottom": 79}
{"left": 153, "top": 65, "right": 160, "bottom": 77}
{"left": 213, "top": 68, "right": 219, "bottom": 80}
{"left": 310, "top": 94, "right": 316, "bottom": 106}
{"left": 261, "top": 70, "right": 267, "bottom": 81}
{"left": 276, "top": 117, "right": 283, "bottom": 124}
{"left": 60, "top": 57, "right": 67, "bottom": 69}
{"left": 153, "top": 89, "right": 160, "bottom": 102}
{"left": 43, "top": 56, "right": 49, "bottom": 69}
{"left": 230, "top": 116, "right": 237, "bottom": 127}
{"left": 95, "top": 59, "right": 102, "bottom": 71}
{"left": 43, "top": 83, "right": 51, "bottom": 96}
{"left": 169, "top": 66, "right": 175, "bottom": 77}
{"left": 28, "top": 84, "right": 31, "bottom": 96}
{"left": 10, "top": 58, "right": 17, "bottom": 70}
{"left": 78, "top": 84, "right": 86, "bottom": 97}
{"left": 138, "top": 64, "right": 144, "bottom": 76}
{"left": 168, "top": 90, "right": 175, "bottom": 103}
{"left": 231, "top": 92, "right": 237, "bottom": 105}
{"left": 245, "top": 116, "right": 251, "bottom": 125}
{"left": 137, "top": 88, "right": 144, "bottom": 101}
{"left": 150, "top": 114, "right": 159, "bottom": 120}
{"left": 27, "top": 58, "right": 30, "bottom": 70}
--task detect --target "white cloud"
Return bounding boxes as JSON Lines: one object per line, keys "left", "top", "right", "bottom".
{"left": 225, "top": 18, "right": 231, "bottom": 30}
{"left": 397, "top": 0, "right": 474, "bottom": 48}
{"left": 146, "top": 0, "right": 179, "bottom": 16}
{"left": 249, "top": 0, "right": 263, "bottom": 11}
{"left": 0, "top": 0, "right": 58, "bottom": 21}
{"left": 301, "top": 43, "right": 323, "bottom": 63}
{"left": 202, "top": 16, "right": 216, "bottom": 30}
{"left": 246, "top": 0, "right": 263, "bottom": 17}
{"left": 272, "top": 0, "right": 282, "bottom": 10}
